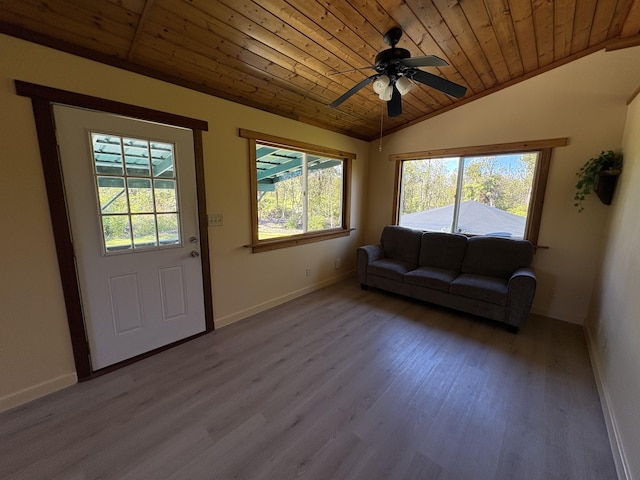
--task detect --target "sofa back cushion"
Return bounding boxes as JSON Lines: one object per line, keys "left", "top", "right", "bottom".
{"left": 419, "top": 232, "right": 468, "bottom": 271}
{"left": 380, "top": 226, "right": 422, "bottom": 264}
{"left": 461, "top": 236, "right": 534, "bottom": 279}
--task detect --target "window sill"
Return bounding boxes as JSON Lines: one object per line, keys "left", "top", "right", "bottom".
{"left": 245, "top": 228, "right": 354, "bottom": 253}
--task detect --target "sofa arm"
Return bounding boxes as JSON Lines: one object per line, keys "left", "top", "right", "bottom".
{"left": 357, "top": 244, "right": 384, "bottom": 285}
{"left": 506, "top": 267, "right": 537, "bottom": 327}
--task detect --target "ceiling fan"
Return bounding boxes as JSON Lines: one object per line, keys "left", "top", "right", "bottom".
{"left": 329, "top": 27, "right": 467, "bottom": 117}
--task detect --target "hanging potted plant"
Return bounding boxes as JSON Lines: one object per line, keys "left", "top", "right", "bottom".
{"left": 573, "top": 150, "right": 622, "bottom": 212}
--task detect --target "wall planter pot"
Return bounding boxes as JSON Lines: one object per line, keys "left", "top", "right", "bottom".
{"left": 594, "top": 169, "right": 621, "bottom": 205}
{"left": 574, "top": 150, "right": 623, "bottom": 212}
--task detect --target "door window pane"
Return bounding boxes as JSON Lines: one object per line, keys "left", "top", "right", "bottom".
{"left": 157, "top": 213, "right": 180, "bottom": 245}
{"left": 91, "top": 133, "right": 181, "bottom": 254}
{"left": 92, "top": 135, "right": 124, "bottom": 175}
{"left": 128, "top": 178, "right": 154, "bottom": 213}
{"left": 131, "top": 214, "right": 157, "bottom": 248}
{"left": 151, "top": 142, "right": 174, "bottom": 178}
{"left": 102, "top": 215, "right": 132, "bottom": 252}
{"left": 123, "top": 138, "right": 151, "bottom": 176}
{"left": 97, "top": 176, "right": 128, "bottom": 214}
{"left": 154, "top": 179, "right": 177, "bottom": 212}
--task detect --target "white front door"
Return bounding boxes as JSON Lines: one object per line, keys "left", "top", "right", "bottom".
{"left": 54, "top": 105, "right": 206, "bottom": 370}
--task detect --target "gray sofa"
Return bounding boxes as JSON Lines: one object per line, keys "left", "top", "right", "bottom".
{"left": 357, "top": 226, "right": 537, "bottom": 332}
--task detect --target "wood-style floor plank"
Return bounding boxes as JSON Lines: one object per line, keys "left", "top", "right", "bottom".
{"left": 0, "top": 279, "right": 616, "bottom": 480}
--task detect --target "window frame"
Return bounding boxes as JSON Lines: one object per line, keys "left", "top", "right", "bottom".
{"left": 391, "top": 138, "right": 568, "bottom": 246}
{"left": 240, "top": 129, "right": 354, "bottom": 253}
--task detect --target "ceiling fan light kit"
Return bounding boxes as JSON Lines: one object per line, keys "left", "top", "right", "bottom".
{"left": 329, "top": 27, "right": 467, "bottom": 118}
{"left": 395, "top": 75, "right": 413, "bottom": 96}
{"left": 379, "top": 84, "right": 394, "bottom": 101}
{"left": 372, "top": 75, "right": 390, "bottom": 94}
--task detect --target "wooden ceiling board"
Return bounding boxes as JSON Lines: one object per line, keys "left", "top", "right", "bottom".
{"left": 434, "top": 0, "right": 500, "bottom": 88}
{"left": 591, "top": 0, "right": 621, "bottom": 45}
{"left": 571, "top": 0, "right": 599, "bottom": 53}
{"left": 145, "top": 7, "right": 344, "bottom": 106}
{"left": 1, "top": 0, "right": 639, "bottom": 140}
{"left": 507, "top": 0, "right": 539, "bottom": 73}
{"left": 405, "top": 0, "right": 485, "bottom": 93}
{"left": 532, "top": 0, "right": 555, "bottom": 67}
{"left": 0, "top": 3, "right": 134, "bottom": 56}
{"left": 619, "top": 0, "right": 640, "bottom": 36}
{"left": 105, "top": 0, "right": 147, "bottom": 15}
{"left": 553, "top": 0, "right": 577, "bottom": 61}
{"left": 458, "top": 0, "right": 512, "bottom": 83}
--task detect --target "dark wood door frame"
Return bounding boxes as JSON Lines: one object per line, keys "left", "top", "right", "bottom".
{"left": 15, "top": 80, "right": 215, "bottom": 380}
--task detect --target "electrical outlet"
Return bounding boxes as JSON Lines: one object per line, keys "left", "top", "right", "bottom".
{"left": 305, "top": 268, "right": 311, "bottom": 277}
{"left": 335, "top": 257, "right": 341, "bottom": 269}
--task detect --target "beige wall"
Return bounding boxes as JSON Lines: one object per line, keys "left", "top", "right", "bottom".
{"left": 585, "top": 92, "right": 640, "bottom": 479}
{"left": 0, "top": 34, "right": 369, "bottom": 411}
{"left": 364, "top": 46, "right": 640, "bottom": 324}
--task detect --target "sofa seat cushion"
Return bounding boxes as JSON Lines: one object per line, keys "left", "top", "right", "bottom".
{"left": 450, "top": 274, "right": 508, "bottom": 305}
{"left": 404, "top": 267, "right": 459, "bottom": 292}
{"left": 368, "top": 259, "right": 417, "bottom": 282}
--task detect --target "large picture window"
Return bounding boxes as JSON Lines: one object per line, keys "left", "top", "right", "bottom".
{"left": 392, "top": 139, "right": 568, "bottom": 245}
{"left": 241, "top": 130, "right": 354, "bottom": 252}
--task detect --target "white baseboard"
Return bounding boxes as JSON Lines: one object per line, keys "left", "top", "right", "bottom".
{"left": 214, "top": 271, "right": 354, "bottom": 328}
{"left": 584, "top": 326, "right": 631, "bottom": 480}
{"left": 0, "top": 373, "right": 77, "bottom": 413}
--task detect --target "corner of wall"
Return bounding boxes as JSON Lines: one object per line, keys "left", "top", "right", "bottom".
{"left": 584, "top": 326, "right": 631, "bottom": 480}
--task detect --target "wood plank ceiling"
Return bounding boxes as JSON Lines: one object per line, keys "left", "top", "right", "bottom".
{"left": 2, "top": 0, "right": 640, "bottom": 140}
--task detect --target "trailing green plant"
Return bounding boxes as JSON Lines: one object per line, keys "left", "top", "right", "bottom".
{"left": 574, "top": 150, "right": 622, "bottom": 212}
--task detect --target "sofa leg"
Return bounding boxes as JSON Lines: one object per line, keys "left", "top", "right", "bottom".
{"left": 505, "top": 324, "right": 519, "bottom": 334}
{"left": 360, "top": 284, "right": 369, "bottom": 290}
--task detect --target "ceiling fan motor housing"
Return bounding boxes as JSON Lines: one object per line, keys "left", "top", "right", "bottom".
{"left": 375, "top": 48, "right": 411, "bottom": 70}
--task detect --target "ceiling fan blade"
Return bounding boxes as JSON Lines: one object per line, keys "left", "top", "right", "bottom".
{"left": 328, "top": 65, "right": 376, "bottom": 76}
{"left": 410, "top": 70, "right": 467, "bottom": 98}
{"left": 400, "top": 55, "right": 449, "bottom": 68}
{"left": 329, "top": 75, "right": 377, "bottom": 108}
{"left": 387, "top": 86, "right": 402, "bottom": 117}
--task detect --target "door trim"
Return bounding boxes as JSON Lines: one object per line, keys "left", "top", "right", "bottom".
{"left": 15, "top": 80, "right": 214, "bottom": 380}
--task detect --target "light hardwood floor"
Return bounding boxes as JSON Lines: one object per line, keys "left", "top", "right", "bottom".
{"left": 0, "top": 279, "right": 616, "bottom": 480}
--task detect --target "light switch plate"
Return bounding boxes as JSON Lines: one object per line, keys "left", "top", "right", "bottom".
{"left": 208, "top": 213, "right": 223, "bottom": 227}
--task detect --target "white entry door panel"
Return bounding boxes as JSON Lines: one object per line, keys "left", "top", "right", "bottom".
{"left": 54, "top": 105, "right": 206, "bottom": 370}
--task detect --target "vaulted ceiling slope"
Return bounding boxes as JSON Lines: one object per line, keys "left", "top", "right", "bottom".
{"left": 2, "top": 0, "right": 640, "bottom": 140}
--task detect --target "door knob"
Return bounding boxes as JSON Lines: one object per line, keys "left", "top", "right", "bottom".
{"left": 190, "top": 250, "right": 200, "bottom": 257}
